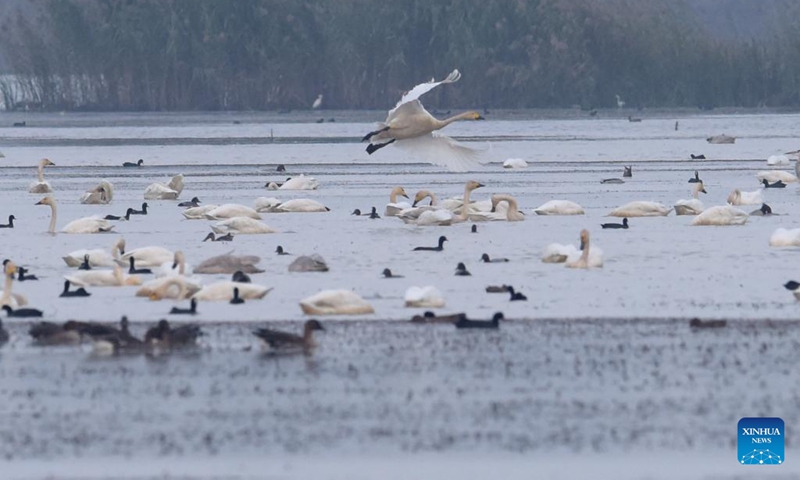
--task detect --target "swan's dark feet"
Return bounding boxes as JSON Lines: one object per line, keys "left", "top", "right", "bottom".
{"left": 366, "top": 139, "right": 396, "bottom": 155}
{"left": 361, "top": 126, "right": 390, "bottom": 142}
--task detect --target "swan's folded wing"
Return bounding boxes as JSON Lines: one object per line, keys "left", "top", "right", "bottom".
{"left": 394, "top": 132, "right": 487, "bottom": 172}
{"left": 391, "top": 69, "right": 461, "bottom": 113}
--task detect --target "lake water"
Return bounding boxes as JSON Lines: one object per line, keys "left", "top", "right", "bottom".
{"left": 0, "top": 109, "right": 798, "bottom": 479}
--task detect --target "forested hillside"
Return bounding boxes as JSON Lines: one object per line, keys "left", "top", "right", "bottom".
{"left": 1, "top": 0, "right": 799, "bottom": 111}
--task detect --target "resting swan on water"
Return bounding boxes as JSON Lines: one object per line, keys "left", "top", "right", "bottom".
{"left": 192, "top": 279, "right": 272, "bottom": 302}
{"left": 543, "top": 234, "right": 603, "bottom": 267}
{"left": 36, "top": 196, "right": 114, "bottom": 234}
{"left": 211, "top": 217, "right": 278, "bottom": 235}
{"left": 404, "top": 286, "right": 446, "bottom": 308}
{"left": 726, "top": 188, "right": 763, "bottom": 206}
{"left": 255, "top": 198, "right": 330, "bottom": 213}
{"left": 361, "top": 69, "right": 485, "bottom": 172}
{"left": 144, "top": 174, "right": 184, "bottom": 200}
{"left": 471, "top": 194, "right": 525, "bottom": 221}
{"left": 182, "top": 204, "right": 219, "bottom": 220}
{"left": 80, "top": 181, "right": 114, "bottom": 205}
{"left": 690, "top": 205, "right": 748, "bottom": 226}
{"left": 29, "top": 158, "right": 56, "bottom": 194}
{"left": 608, "top": 201, "right": 671, "bottom": 217}
{"left": 398, "top": 181, "right": 484, "bottom": 226}
{"left": 566, "top": 230, "right": 603, "bottom": 269}
{"left": 64, "top": 265, "right": 142, "bottom": 287}
{"left": 533, "top": 200, "right": 585, "bottom": 216}
{"left": 63, "top": 238, "right": 126, "bottom": 267}
{"left": 756, "top": 162, "right": 799, "bottom": 183}
{"left": 204, "top": 204, "right": 262, "bottom": 220}
{"left": 0, "top": 261, "right": 28, "bottom": 308}
{"left": 121, "top": 245, "right": 175, "bottom": 268}
{"left": 384, "top": 187, "right": 411, "bottom": 217}
{"left": 277, "top": 175, "right": 319, "bottom": 190}
{"left": 299, "top": 290, "right": 374, "bottom": 315}
{"left": 769, "top": 228, "right": 800, "bottom": 247}
{"left": 674, "top": 181, "right": 707, "bottom": 216}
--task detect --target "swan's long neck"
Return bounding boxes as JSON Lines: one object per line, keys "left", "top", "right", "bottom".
{"left": 177, "top": 256, "right": 185, "bottom": 275}
{"left": 436, "top": 111, "right": 479, "bottom": 130}
{"left": 47, "top": 201, "right": 57, "bottom": 234}
{"left": 796, "top": 159, "right": 799, "bottom": 178}
{"left": 494, "top": 194, "right": 519, "bottom": 219}
{"left": 457, "top": 185, "right": 476, "bottom": 221}
{"left": 37, "top": 164, "right": 45, "bottom": 183}
{"left": 114, "top": 267, "right": 124, "bottom": 285}
{"left": 389, "top": 188, "right": 402, "bottom": 203}
{"left": 580, "top": 237, "right": 590, "bottom": 263}
{"left": 692, "top": 185, "right": 701, "bottom": 199}
{"left": 1, "top": 271, "right": 12, "bottom": 305}
{"left": 113, "top": 240, "right": 123, "bottom": 259}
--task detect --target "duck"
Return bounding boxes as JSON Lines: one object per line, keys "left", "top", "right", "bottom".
{"left": 384, "top": 187, "right": 411, "bottom": 216}
{"left": 204, "top": 204, "right": 262, "bottom": 220}
{"left": 369, "top": 207, "right": 381, "bottom": 219}
{"left": 212, "top": 217, "right": 277, "bottom": 235}
{"left": 533, "top": 200, "right": 585, "bottom": 216}
{"left": 79, "top": 181, "right": 114, "bottom": 204}
{"left": 288, "top": 254, "right": 329, "bottom": 272}
{"left": 566, "top": 230, "right": 603, "bottom": 269}
{"left": 299, "top": 290, "right": 374, "bottom": 315}
{"left": 690, "top": 154, "right": 706, "bottom": 160}
{"left": 691, "top": 205, "right": 749, "bottom": 226}
{"left": 413, "top": 236, "right": 447, "bottom": 251}
{"left": 277, "top": 164, "right": 286, "bottom": 172}
{"left": 784, "top": 280, "right": 800, "bottom": 299}
{"left": 351, "top": 209, "right": 363, "bottom": 216}
{"left": 144, "top": 174, "right": 184, "bottom": 200}
{"left": 688, "top": 171, "right": 701, "bottom": 183}
{"left": 279, "top": 174, "right": 319, "bottom": 190}
{"left": 628, "top": 116, "right": 642, "bottom": 123}
{"left": 121, "top": 246, "right": 174, "bottom": 268}
{"left": 193, "top": 253, "right": 264, "bottom": 274}
{"left": 232, "top": 271, "right": 251, "bottom": 283}
{"left": 128, "top": 257, "right": 152, "bottom": 275}
{"left": 178, "top": 197, "right": 201, "bottom": 208}
{"left": 261, "top": 198, "right": 330, "bottom": 213}
{"left": 63, "top": 238, "right": 126, "bottom": 267}
{"left": 411, "top": 311, "right": 465, "bottom": 324}
{"left": 192, "top": 281, "right": 271, "bottom": 302}
{"left": 750, "top": 203, "right": 773, "bottom": 216}
{"left": 455, "top": 312, "right": 503, "bottom": 329}
{"left": 361, "top": 69, "right": 485, "bottom": 171}
{"left": 471, "top": 224, "right": 478, "bottom": 233}
{"left": 0, "top": 319, "right": 8, "bottom": 346}
{"left": 130, "top": 202, "right": 148, "bottom": 215}
{"left": 600, "top": 178, "right": 625, "bottom": 184}
{"left": 59, "top": 280, "right": 90, "bottom": 298}
{"left": 229, "top": 287, "right": 245, "bottom": 305}
{"left": 17, "top": 267, "right": 38, "bottom": 281}
{"left": 762, "top": 179, "right": 787, "bottom": 189}
{"left": 674, "top": 181, "right": 707, "bottom": 215}
{"left": 507, "top": 286, "right": 527, "bottom": 301}
{"left": 253, "top": 319, "right": 325, "bottom": 354}
{"left": 78, "top": 255, "right": 91, "bottom": 270}
{"left": 28, "top": 321, "right": 82, "bottom": 346}
{"left": 769, "top": 228, "right": 800, "bottom": 247}
{"left": 485, "top": 285, "right": 510, "bottom": 293}
{"left": 65, "top": 265, "right": 142, "bottom": 287}
{"left": 726, "top": 189, "right": 763, "bottom": 206}
{"left": 473, "top": 194, "right": 525, "bottom": 221}
{"left": 601, "top": 218, "right": 629, "bottom": 229}
{"left": 756, "top": 169, "right": 798, "bottom": 184}
{"left": 503, "top": 158, "right": 527, "bottom": 169}
{"left": 144, "top": 319, "right": 202, "bottom": 349}
{"left": 623, "top": 166, "right": 632, "bottom": 177}
{"left": 404, "top": 286, "right": 445, "bottom": 308}
{"left": 169, "top": 299, "right": 198, "bottom": 315}
{"left": 481, "top": 253, "right": 509, "bottom": 263}
{"left": 608, "top": 201, "right": 671, "bottom": 217}
{"left": 123, "top": 159, "right": 144, "bottom": 167}
{"left": 275, "top": 246, "right": 290, "bottom": 256}
{"left": 36, "top": 196, "right": 115, "bottom": 234}
{"left": 382, "top": 268, "right": 403, "bottom": 278}
{"left": 0, "top": 261, "right": 28, "bottom": 308}
{"left": 707, "top": 134, "right": 735, "bottom": 144}
{"left": 3, "top": 304, "right": 43, "bottom": 318}
{"left": 689, "top": 318, "right": 727, "bottom": 328}
{"left": 0, "top": 215, "right": 15, "bottom": 228}
{"left": 28, "top": 158, "right": 56, "bottom": 193}
{"left": 455, "top": 262, "right": 471, "bottom": 276}
{"left": 182, "top": 204, "right": 218, "bottom": 219}
{"left": 104, "top": 208, "right": 134, "bottom": 221}
{"left": 203, "top": 232, "right": 233, "bottom": 242}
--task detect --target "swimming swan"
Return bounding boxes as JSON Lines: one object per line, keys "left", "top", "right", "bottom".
{"left": 193, "top": 253, "right": 264, "bottom": 274}
{"left": 609, "top": 201, "right": 671, "bottom": 217}
{"left": 404, "top": 286, "right": 446, "bottom": 308}
{"left": 182, "top": 204, "right": 219, "bottom": 219}
{"left": 674, "top": 181, "right": 707, "bottom": 216}
{"left": 64, "top": 265, "right": 142, "bottom": 287}
{"left": 144, "top": 174, "right": 184, "bottom": 200}
{"left": 36, "top": 196, "right": 115, "bottom": 234}
{"left": 503, "top": 158, "right": 527, "bottom": 169}
{"left": 756, "top": 169, "right": 798, "bottom": 184}
{"left": 211, "top": 217, "right": 278, "bottom": 235}
{"left": 29, "top": 158, "right": 55, "bottom": 193}
{"left": 385, "top": 187, "right": 411, "bottom": 216}
{"left": 299, "top": 290, "right": 374, "bottom": 315}
{"left": 767, "top": 155, "right": 791, "bottom": 166}
{"left": 80, "top": 180, "right": 114, "bottom": 205}
{"left": 533, "top": 200, "right": 585, "bottom": 216}
{"left": 137, "top": 275, "right": 201, "bottom": 300}
{"left": 63, "top": 238, "right": 126, "bottom": 267}
{"left": 400, "top": 181, "right": 484, "bottom": 225}
{"left": 472, "top": 194, "right": 525, "bottom": 221}
{"left": 769, "top": 228, "right": 800, "bottom": 247}
{"left": 0, "top": 261, "right": 28, "bottom": 308}
{"left": 691, "top": 205, "right": 748, "bottom": 226}
{"left": 155, "top": 251, "right": 195, "bottom": 278}
{"left": 279, "top": 175, "right": 318, "bottom": 190}
{"left": 204, "top": 204, "right": 262, "bottom": 220}
{"left": 121, "top": 246, "right": 175, "bottom": 268}
{"left": 259, "top": 198, "right": 330, "bottom": 213}
{"left": 566, "top": 230, "right": 603, "bottom": 269}
{"left": 192, "top": 281, "right": 272, "bottom": 302}
{"left": 726, "top": 188, "right": 763, "bottom": 206}
{"left": 361, "top": 69, "right": 485, "bottom": 172}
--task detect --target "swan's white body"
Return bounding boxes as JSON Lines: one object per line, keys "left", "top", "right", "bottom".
{"left": 211, "top": 217, "right": 277, "bottom": 235}
{"left": 726, "top": 189, "right": 763, "bottom": 206}
{"left": 192, "top": 282, "right": 272, "bottom": 302}
{"left": 609, "top": 201, "right": 671, "bottom": 217}
{"left": 65, "top": 267, "right": 142, "bottom": 287}
{"left": 28, "top": 158, "right": 55, "bottom": 193}
{"left": 182, "top": 204, "right": 219, "bottom": 219}
{"left": 204, "top": 204, "right": 261, "bottom": 220}
{"left": 253, "top": 197, "right": 282, "bottom": 213}
{"left": 400, "top": 181, "right": 484, "bottom": 226}
{"left": 691, "top": 206, "right": 748, "bottom": 226}
{"left": 154, "top": 251, "right": 194, "bottom": 278}
{"left": 404, "top": 286, "right": 445, "bottom": 308}
{"left": 1, "top": 262, "right": 28, "bottom": 307}
{"left": 121, "top": 246, "right": 175, "bottom": 268}
{"left": 36, "top": 196, "right": 115, "bottom": 234}
{"left": 279, "top": 175, "right": 319, "bottom": 190}
{"left": 674, "top": 182, "right": 706, "bottom": 216}
{"left": 136, "top": 276, "right": 202, "bottom": 300}
{"left": 79, "top": 180, "right": 114, "bottom": 205}
{"left": 472, "top": 194, "right": 524, "bottom": 221}
{"left": 384, "top": 186, "right": 411, "bottom": 217}
{"left": 193, "top": 254, "right": 264, "bottom": 274}
{"left": 566, "top": 230, "right": 603, "bottom": 269}
{"left": 264, "top": 199, "right": 329, "bottom": 213}
{"left": 144, "top": 174, "right": 184, "bottom": 200}
{"left": 533, "top": 200, "right": 585, "bottom": 216}
{"left": 503, "top": 158, "right": 528, "bottom": 169}
{"left": 299, "top": 290, "right": 374, "bottom": 315}
{"left": 769, "top": 228, "right": 800, "bottom": 247}
{"left": 63, "top": 238, "right": 126, "bottom": 267}
{"left": 767, "top": 155, "right": 790, "bottom": 166}
{"left": 756, "top": 170, "right": 798, "bottom": 183}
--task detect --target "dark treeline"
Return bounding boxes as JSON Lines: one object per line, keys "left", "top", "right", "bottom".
{"left": 1, "top": 0, "right": 800, "bottom": 111}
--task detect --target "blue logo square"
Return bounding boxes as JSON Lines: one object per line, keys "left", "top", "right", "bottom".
{"left": 738, "top": 417, "right": 784, "bottom": 465}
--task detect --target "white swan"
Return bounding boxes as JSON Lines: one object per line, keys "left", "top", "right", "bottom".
{"left": 608, "top": 201, "right": 671, "bottom": 217}
{"left": 192, "top": 281, "right": 272, "bottom": 302}
{"left": 36, "top": 196, "right": 115, "bottom": 234}
{"left": 279, "top": 174, "right": 318, "bottom": 190}
{"left": 767, "top": 154, "right": 790, "bottom": 166}
{"left": 259, "top": 198, "right": 329, "bottom": 213}
{"left": 79, "top": 180, "right": 114, "bottom": 205}
{"left": 727, "top": 188, "right": 763, "bottom": 206}
{"left": 384, "top": 187, "right": 411, "bottom": 217}
{"left": 542, "top": 243, "right": 580, "bottom": 264}
{"left": 182, "top": 204, "right": 219, "bottom": 220}
{"left": 121, "top": 246, "right": 175, "bottom": 268}
{"left": 404, "top": 286, "right": 445, "bottom": 308}
{"left": 533, "top": 200, "right": 585, "bottom": 216}
{"left": 63, "top": 238, "right": 126, "bottom": 267}
{"left": 399, "top": 181, "right": 484, "bottom": 225}
{"left": 155, "top": 251, "right": 195, "bottom": 278}
{"left": 299, "top": 290, "right": 374, "bottom": 315}
{"left": 136, "top": 276, "right": 200, "bottom": 300}
{"left": 503, "top": 158, "right": 527, "bottom": 169}
{"left": 756, "top": 169, "right": 798, "bottom": 183}
{"left": 361, "top": 69, "right": 485, "bottom": 172}
{"left": 65, "top": 266, "right": 142, "bottom": 287}
{"left": 144, "top": 174, "right": 184, "bottom": 200}
{"left": 0, "top": 261, "right": 28, "bottom": 308}
{"left": 769, "top": 228, "right": 800, "bottom": 247}
{"left": 28, "top": 158, "right": 55, "bottom": 193}
{"left": 566, "top": 230, "right": 603, "bottom": 269}
{"left": 193, "top": 253, "right": 264, "bottom": 274}
{"left": 674, "top": 181, "right": 707, "bottom": 216}
{"left": 211, "top": 217, "right": 277, "bottom": 234}
{"left": 707, "top": 134, "right": 735, "bottom": 144}
{"left": 472, "top": 194, "right": 525, "bottom": 221}
{"left": 253, "top": 197, "right": 281, "bottom": 212}
{"left": 204, "top": 204, "right": 262, "bottom": 220}
{"left": 691, "top": 206, "right": 748, "bottom": 226}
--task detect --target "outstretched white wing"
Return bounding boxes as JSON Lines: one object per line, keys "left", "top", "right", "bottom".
{"left": 391, "top": 69, "right": 461, "bottom": 114}
{"left": 394, "top": 132, "right": 487, "bottom": 172}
